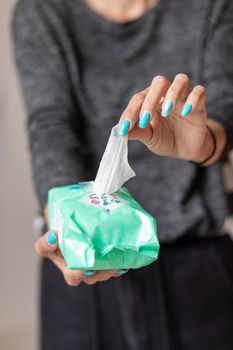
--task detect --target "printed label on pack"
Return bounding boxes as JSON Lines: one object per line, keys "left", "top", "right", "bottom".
{"left": 79, "top": 193, "right": 128, "bottom": 211}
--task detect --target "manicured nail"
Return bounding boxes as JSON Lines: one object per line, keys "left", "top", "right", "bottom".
{"left": 47, "top": 230, "right": 57, "bottom": 245}
{"left": 83, "top": 270, "right": 95, "bottom": 276}
{"left": 161, "top": 100, "right": 173, "bottom": 117}
{"left": 116, "top": 269, "right": 128, "bottom": 274}
{"left": 119, "top": 120, "right": 130, "bottom": 136}
{"left": 69, "top": 184, "right": 81, "bottom": 190}
{"left": 139, "top": 111, "right": 150, "bottom": 128}
{"left": 181, "top": 103, "right": 192, "bottom": 117}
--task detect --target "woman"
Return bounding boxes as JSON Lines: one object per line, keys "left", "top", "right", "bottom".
{"left": 12, "top": 0, "right": 233, "bottom": 349}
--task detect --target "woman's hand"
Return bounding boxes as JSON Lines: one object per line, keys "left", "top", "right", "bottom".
{"left": 35, "top": 231, "right": 127, "bottom": 287}
{"left": 119, "top": 74, "right": 226, "bottom": 164}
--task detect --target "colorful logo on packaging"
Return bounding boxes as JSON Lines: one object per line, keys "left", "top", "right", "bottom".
{"left": 80, "top": 193, "right": 128, "bottom": 211}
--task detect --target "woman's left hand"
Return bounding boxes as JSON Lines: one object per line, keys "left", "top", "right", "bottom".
{"left": 35, "top": 230, "right": 128, "bottom": 287}
{"left": 119, "top": 74, "right": 225, "bottom": 164}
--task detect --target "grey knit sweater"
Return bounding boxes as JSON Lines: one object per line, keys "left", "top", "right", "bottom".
{"left": 12, "top": 0, "right": 233, "bottom": 242}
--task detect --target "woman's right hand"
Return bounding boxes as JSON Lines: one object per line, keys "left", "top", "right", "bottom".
{"left": 119, "top": 74, "right": 226, "bottom": 165}
{"left": 35, "top": 231, "right": 128, "bottom": 286}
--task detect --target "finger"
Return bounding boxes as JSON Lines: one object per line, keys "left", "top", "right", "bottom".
{"left": 128, "top": 119, "right": 154, "bottom": 144}
{"left": 139, "top": 75, "right": 170, "bottom": 128}
{"left": 161, "top": 73, "right": 190, "bottom": 117}
{"left": 82, "top": 269, "right": 127, "bottom": 286}
{"left": 181, "top": 84, "right": 206, "bottom": 117}
{"left": 119, "top": 88, "right": 149, "bottom": 135}
{"left": 35, "top": 230, "right": 58, "bottom": 257}
{"left": 51, "top": 255, "right": 67, "bottom": 272}
{"left": 63, "top": 269, "right": 104, "bottom": 287}
{"left": 84, "top": 269, "right": 117, "bottom": 285}
{"left": 63, "top": 268, "right": 128, "bottom": 287}
{"left": 113, "top": 269, "right": 129, "bottom": 278}
{"left": 62, "top": 268, "right": 91, "bottom": 287}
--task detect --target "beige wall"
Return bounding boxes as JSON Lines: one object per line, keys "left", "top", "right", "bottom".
{"left": 0, "top": 1, "right": 39, "bottom": 349}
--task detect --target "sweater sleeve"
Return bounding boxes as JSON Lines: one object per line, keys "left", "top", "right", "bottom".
{"left": 204, "top": 1, "right": 233, "bottom": 158}
{"left": 11, "top": 0, "right": 85, "bottom": 208}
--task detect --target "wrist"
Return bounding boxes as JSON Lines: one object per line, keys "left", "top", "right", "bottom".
{"left": 192, "top": 126, "right": 216, "bottom": 164}
{"left": 192, "top": 120, "right": 226, "bottom": 166}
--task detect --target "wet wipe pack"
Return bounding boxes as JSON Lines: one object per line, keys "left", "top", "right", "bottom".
{"left": 48, "top": 125, "right": 159, "bottom": 270}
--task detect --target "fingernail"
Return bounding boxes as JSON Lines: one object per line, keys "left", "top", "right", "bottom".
{"left": 83, "top": 270, "right": 95, "bottom": 276}
{"left": 139, "top": 111, "right": 150, "bottom": 128}
{"left": 116, "top": 269, "right": 128, "bottom": 274}
{"left": 47, "top": 230, "right": 57, "bottom": 245}
{"left": 181, "top": 103, "right": 192, "bottom": 117}
{"left": 69, "top": 184, "right": 81, "bottom": 190}
{"left": 161, "top": 100, "right": 173, "bottom": 117}
{"left": 119, "top": 120, "right": 130, "bottom": 136}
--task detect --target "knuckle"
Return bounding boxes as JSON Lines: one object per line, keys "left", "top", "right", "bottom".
{"left": 193, "top": 85, "right": 205, "bottom": 96}
{"left": 169, "top": 85, "right": 179, "bottom": 95}
{"left": 152, "top": 75, "right": 166, "bottom": 86}
{"left": 64, "top": 269, "right": 81, "bottom": 286}
{"left": 132, "top": 91, "right": 145, "bottom": 102}
{"left": 66, "top": 280, "right": 81, "bottom": 287}
{"left": 97, "top": 273, "right": 112, "bottom": 282}
{"left": 144, "top": 94, "right": 154, "bottom": 107}
{"left": 34, "top": 241, "right": 44, "bottom": 257}
{"left": 100, "top": 276, "right": 112, "bottom": 282}
{"left": 85, "top": 279, "right": 97, "bottom": 285}
{"left": 63, "top": 269, "right": 72, "bottom": 281}
{"left": 122, "top": 107, "right": 134, "bottom": 119}
{"left": 175, "top": 73, "right": 189, "bottom": 83}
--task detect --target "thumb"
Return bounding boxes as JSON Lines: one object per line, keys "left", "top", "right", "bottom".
{"left": 35, "top": 230, "right": 58, "bottom": 257}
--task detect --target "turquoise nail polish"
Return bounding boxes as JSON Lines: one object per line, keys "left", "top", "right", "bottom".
{"left": 119, "top": 120, "right": 130, "bottom": 136}
{"left": 83, "top": 270, "right": 95, "bottom": 276}
{"left": 69, "top": 184, "right": 81, "bottom": 190}
{"left": 181, "top": 103, "right": 192, "bottom": 117}
{"left": 161, "top": 100, "right": 173, "bottom": 117}
{"left": 139, "top": 111, "right": 150, "bottom": 128}
{"left": 116, "top": 269, "right": 128, "bottom": 274}
{"left": 47, "top": 231, "right": 57, "bottom": 245}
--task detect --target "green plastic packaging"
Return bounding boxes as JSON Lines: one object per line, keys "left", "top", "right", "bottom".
{"left": 48, "top": 181, "right": 159, "bottom": 270}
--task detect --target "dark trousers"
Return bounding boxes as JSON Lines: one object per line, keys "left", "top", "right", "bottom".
{"left": 40, "top": 235, "right": 233, "bottom": 350}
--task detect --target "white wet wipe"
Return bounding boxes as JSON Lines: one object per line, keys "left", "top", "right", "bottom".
{"left": 93, "top": 124, "right": 136, "bottom": 194}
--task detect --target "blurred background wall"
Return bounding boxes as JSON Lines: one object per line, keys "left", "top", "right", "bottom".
{"left": 0, "top": 0, "right": 39, "bottom": 349}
